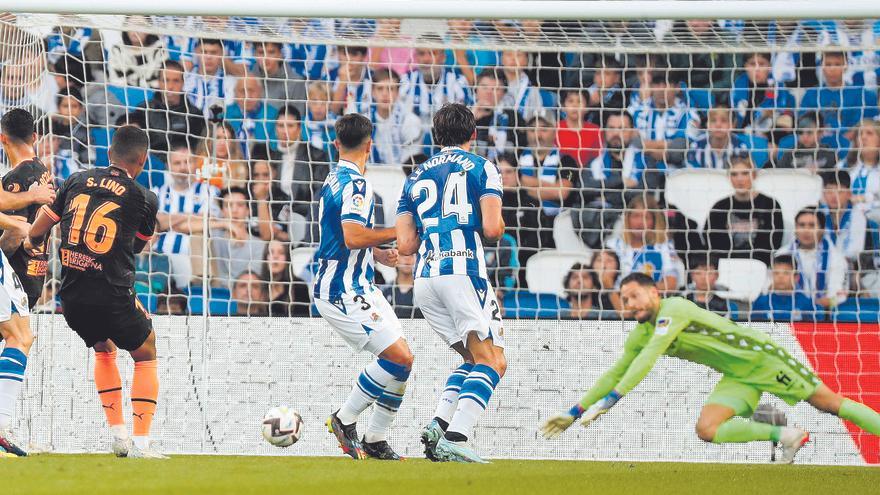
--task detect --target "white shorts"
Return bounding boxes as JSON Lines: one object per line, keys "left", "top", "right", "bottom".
{"left": 0, "top": 252, "right": 30, "bottom": 323}
{"left": 315, "top": 285, "right": 403, "bottom": 356}
{"left": 414, "top": 274, "right": 505, "bottom": 349}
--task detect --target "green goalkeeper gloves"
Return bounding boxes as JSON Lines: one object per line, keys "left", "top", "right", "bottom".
{"left": 540, "top": 391, "right": 622, "bottom": 439}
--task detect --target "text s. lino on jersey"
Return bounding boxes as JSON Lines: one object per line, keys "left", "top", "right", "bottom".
{"left": 397, "top": 146, "right": 503, "bottom": 280}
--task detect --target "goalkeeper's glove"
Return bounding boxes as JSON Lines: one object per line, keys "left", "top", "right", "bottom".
{"left": 579, "top": 390, "right": 622, "bottom": 427}
{"left": 540, "top": 404, "right": 586, "bottom": 439}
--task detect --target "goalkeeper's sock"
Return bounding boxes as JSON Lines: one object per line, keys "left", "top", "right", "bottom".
{"left": 131, "top": 359, "right": 158, "bottom": 442}
{"left": 94, "top": 350, "right": 125, "bottom": 429}
{"left": 0, "top": 347, "right": 27, "bottom": 430}
{"left": 364, "top": 363, "right": 410, "bottom": 443}
{"left": 446, "top": 364, "right": 500, "bottom": 442}
{"left": 433, "top": 363, "right": 474, "bottom": 428}
{"left": 839, "top": 398, "right": 880, "bottom": 435}
{"left": 337, "top": 359, "right": 398, "bottom": 426}
{"left": 712, "top": 417, "right": 782, "bottom": 444}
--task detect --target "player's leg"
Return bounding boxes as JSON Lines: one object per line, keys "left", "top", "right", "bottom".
{"left": 93, "top": 339, "right": 129, "bottom": 456}
{"left": 124, "top": 328, "right": 164, "bottom": 459}
{"left": 432, "top": 342, "right": 475, "bottom": 433}
{"left": 808, "top": 384, "right": 880, "bottom": 435}
{"left": 361, "top": 336, "right": 414, "bottom": 460}
{"left": 0, "top": 314, "right": 32, "bottom": 457}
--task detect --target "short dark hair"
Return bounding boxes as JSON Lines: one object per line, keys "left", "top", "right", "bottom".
{"left": 745, "top": 52, "right": 772, "bottom": 64}
{"left": 603, "top": 111, "right": 633, "bottom": 128}
{"left": 771, "top": 254, "right": 795, "bottom": 268}
{"left": 196, "top": 38, "right": 223, "bottom": 49}
{"left": 823, "top": 51, "right": 847, "bottom": 62}
{"left": 56, "top": 86, "right": 83, "bottom": 106}
{"left": 564, "top": 263, "right": 599, "bottom": 290}
{"left": 340, "top": 45, "right": 368, "bottom": 57}
{"left": 162, "top": 60, "right": 185, "bottom": 73}
{"left": 1, "top": 108, "right": 35, "bottom": 144}
{"left": 432, "top": 103, "right": 476, "bottom": 147}
{"left": 820, "top": 169, "right": 851, "bottom": 189}
{"left": 334, "top": 113, "right": 373, "bottom": 151}
{"left": 476, "top": 67, "right": 507, "bottom": 86}
{"left": 620, "top": 272, "right": 656, "bottom": 288}
{"left": 220, "top": 186, "right": 249, "bottom": 201}
{"left": 795, "top": 206, "right": 825, "bottom": 226}
{"left": 109, "top": 125, "right": 149, "bottom": 166}
{"left": 372, "top": 68, "right": 400, "bottom": 84}
{"left": 277, "top": 104, "right": 302, "bottom": 122}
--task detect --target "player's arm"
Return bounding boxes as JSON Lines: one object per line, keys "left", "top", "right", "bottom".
{"left": 480, "top": 161, "right": 505, "bottom": 243}
{"left": 26, "top": 205, "right": 60, "bottom": 251}
{"left": 0, "top": 181, "right": 55, "bottom": 211}
{"left": 133, "top": 192, "right": 160, "bottom": 253}
{"left": 340, "top": 180, "right": 395, "bottom": 250}
{"left": 395, "top": 213, "right": 419, "bottom": 256}
{"left": 342, "top": 223, "right": 396, "bottom": 250}
{"left": 0, "top": 213, "right": 30, "bottom": 254}
{"left": 540, "top": 325, "right": 646, "bottom": 439}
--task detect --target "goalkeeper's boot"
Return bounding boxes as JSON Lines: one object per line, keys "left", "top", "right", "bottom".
{"left": 420, "top": 419, "right": 444, "bottom": 462}
{"left": 362, "top": 438, "right": 403, "bottom": 461}
{"left": 776, "top": 427, "right": 809, "bottom": 464}
{"left": 433, "top": 437, "right": 489, "bottom": 464}
{"left": 326, "top": 411, "right": 366, "bottom": 460}
{"left": 0, "top": 429, "right": 27, "bottom": 457}
{"left": 112, "top": 437, "right": 131, "bottom": 458}
{"left": 127, "top": 441, "right": 168, "bottom": 459}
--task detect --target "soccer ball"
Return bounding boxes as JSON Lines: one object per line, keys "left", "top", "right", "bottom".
{"left": 261, "top": 406, "right": 303, "bottom": 447}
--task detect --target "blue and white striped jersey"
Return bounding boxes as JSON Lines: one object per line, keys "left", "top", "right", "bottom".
{"left": 313, "top": 160, "right": 376, "bottom": 300}
{"left": 152, "top": 181, "right": 219, "bottom": 255}
{"left": 397, "top": 147, "right": 503, "bottom": 280}
{"left": 629, "top": 96, "right": 700, "bottom": 143}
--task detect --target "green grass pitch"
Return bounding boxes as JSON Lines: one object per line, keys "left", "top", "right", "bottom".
{"left": 0, "top": 455, "right": 878, "bottom": 494}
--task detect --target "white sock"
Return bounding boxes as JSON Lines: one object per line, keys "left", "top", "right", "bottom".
{"left": 433, "top": 364, "right": 473, "bottom": 426}
{"left": 0, "top": 348, "right": 27, "bottom": 430}
{"left": 132, "top": 436, "right": 149, "bottom": 450}
{"left": 337, "top": 359, "right": 397, "bottom": 425}
{"left": 364, "top": 377, "right": 408, "bottom": 443}
{"left": 110, "top": 424, "right": 129, "bottom": 440}
{"left": 447, "top": 364, "right": 500, "bottom": 441}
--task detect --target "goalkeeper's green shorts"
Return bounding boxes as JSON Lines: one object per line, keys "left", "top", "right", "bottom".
{"left": 706, "top": 354, "right": 822, "bottom": 416}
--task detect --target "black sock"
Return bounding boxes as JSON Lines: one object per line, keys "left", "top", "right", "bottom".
{"left": 444, "top": 431, "right": 468, "bottom": 443}
{"left": 434, "top": 417, "right": 449, "bottom": 432}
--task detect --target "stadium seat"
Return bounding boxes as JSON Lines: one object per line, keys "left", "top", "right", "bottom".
{"left": 503, "top": 290, "right": 569, "bottom": 318}
{"left": 715, "top": 258, "right": 768, "bottom": 302}
{"left": 364, "top": 165, "right": 406, "bottom": 227}
{"left": 290, "top": 247, "right": 317, "bottom": 281}
{"left": 552, "top": 209, "right": 592, "bottom": 254}
{"left": 754, "top": 169, "right": 822, "bottom": 245}
{"left": 185, "top": 286, "right": 235, "bottom": 315}
{"left": 525, "top": 250, "right": 592, "bottom": 297}
{"left": 664, "top": 169, "right": 733, "bottom": 228}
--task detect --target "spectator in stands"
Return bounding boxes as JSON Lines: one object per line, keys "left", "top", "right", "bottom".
{"left": 369, "top": 19, "right": 414, "bottom": 77}
{"left": 0, "top": 55, "right": 57, "bottom": 117}
{"left": 556, "top": 90, "right": 602, "bottom": 167}
{"left": 496, "top": 153, "right": 539, "bottom": 268}
{"left": 181, "top": 22, "right": 249, "bottom": 78}
{"left": 153, "top": 142, "right": 220, "bottom": 288}
{"left": 500, "top": 49, "right": 544, "bottom": 121}
{"left": 210, "top": 187, "right": 267, "bottom": 290}
{"left": 683, "top": 256, "right": 737, "bottom": 318}
{"left": 251, "top": 41, "right": 307, "bottom": 116}
{"left": 589, "top": 249, "right": 621, "bottom": 315}
{"left": 607, "top": 195, "right": 682, "bottom": 292}
{"left": 777, "top": 207, "right": 849, "bottom": 308}
{"left": 582, "top": 55, "right": 626, "bottom": 127}
{"left": 816, "top": 20, "right": 880, "bottom": 88}
{"left": 518, "top": 115, "right": 578, "bottom": 251}
{"left": 196, "top": 121, "right": 248, "bottom": 190}
{"left": 668, "top": 20, "right": 736, "bottom": 96}
{"left": 686, "top": 104, "right": 768, "bottom": 169}
{"left": 369, "top": 68, "right": 424, "bottom": 168}
{"left": 184, "top": 38, "right": 237, "bottom": 114}
{"left": 223, "top": 75, "right": 279, "bottom": 156}
{"left": 773, "top": 113, "right": 838, "bottom": 169}
{"left": 562, "top": 263, "right": 600, "bottom": 319}
{"left": 102, "top": 27, "right": 166, "bottom": 88}
{"left": 819, "top": 170, "right": 880, "bottom": 296}
{"left": 330, "top": 45, "right": 372, "bottom": 115}
{"left": 751, "top": 255, "right": 819, "bottom": 321}
{"left": 800, "top": 51, "right": 879, "bottom": 144}
{"left": 399, "top": 34, "right": 472, "bottom": 127}
{"left": 287, "top": 20, "right": 333, "bottom": 80}
{"left": 839, "top": 119, "right": 880, "bottom": 212}
{"left": 730, "top": 52, "right": 795, "bottom": 135}
{"left": 131, "top": 60, "right": 205, "bottom": 155}
{"left": 249, "top": 155, "right": 291, "bottom": 242}
{"left": 232, "top": 271, "right": 269, "bottom": 317}
{"left": 472, "top": 69, "right": 520, "bottom": 161}
{"left": 382, "top": 254, "right": 421, "bottom": 319}
{"left": 445, "top": 19, "right": 497, "bottom": 80}
{"left": 705, "top": 156, "right": 784, "bottom": 265}
{"left": 273, "top": 105, "right": 331, "bottom": 218}
{"left": 301, "top": 81, "right": 337, "bottom": 159}
{"left": 35, "top": 123, "right": 82, "bottom": 187}
{"left": 629, "top": 68, "right": 699, "bottom": 168}
{"left": 51, "top": 86, "right": 91, "bottom": 164}
{"left": 261, "top": 240, "right": 311, "bottom": 317}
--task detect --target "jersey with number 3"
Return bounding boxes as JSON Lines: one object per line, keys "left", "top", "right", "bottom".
{"left": 398, "top": 146, "right": 502, "bottom": 280}
{"left": 43, "top": 166, "right": 159, "bottom": 299}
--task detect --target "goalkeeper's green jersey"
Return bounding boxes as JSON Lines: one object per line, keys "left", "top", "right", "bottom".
{"left": 579, "top": 297, "right": 815, "bottom": 407}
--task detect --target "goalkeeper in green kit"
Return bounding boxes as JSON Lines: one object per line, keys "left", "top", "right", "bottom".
{"left": 541, "top": 273, "right": 880, "bottom": 463}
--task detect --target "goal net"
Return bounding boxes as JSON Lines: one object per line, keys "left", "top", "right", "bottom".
{"left": 1, "top": 7, "right": 878, "bottom": 463}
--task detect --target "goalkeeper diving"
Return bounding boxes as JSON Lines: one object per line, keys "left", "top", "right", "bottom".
{"left": 541, "top": 272, "right": 880, "bottom": 463}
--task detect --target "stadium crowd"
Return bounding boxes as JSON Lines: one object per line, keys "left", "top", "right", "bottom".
{"left": 5, "top": 17, "right": 880, "bottom": 322}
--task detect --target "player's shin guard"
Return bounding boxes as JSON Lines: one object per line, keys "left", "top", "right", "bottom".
{"left": 433, "top": 363, "right": 474, "bottom": 429}
{"left": 131, "top": 359, "right": 158, "bottom": 449}
{"left": 337, "top": 359, "right": 399, "bottom": 426}
{"left": 94, "top": 351, "right": 125, "bottom": 428}
{"left": 712, "top": 417, "right": 781, "bottom": 444}
{"left": 365, "top": 361, "right": 410, "bottom": 443}
{"left": 0, "top": 348, "right": 26, "bottom": 429}
{"left": 839, "top": 398, "right": 880, "bottom": 435}
{"left": 446, "top": 364, "right": 500, "bottom": 442}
